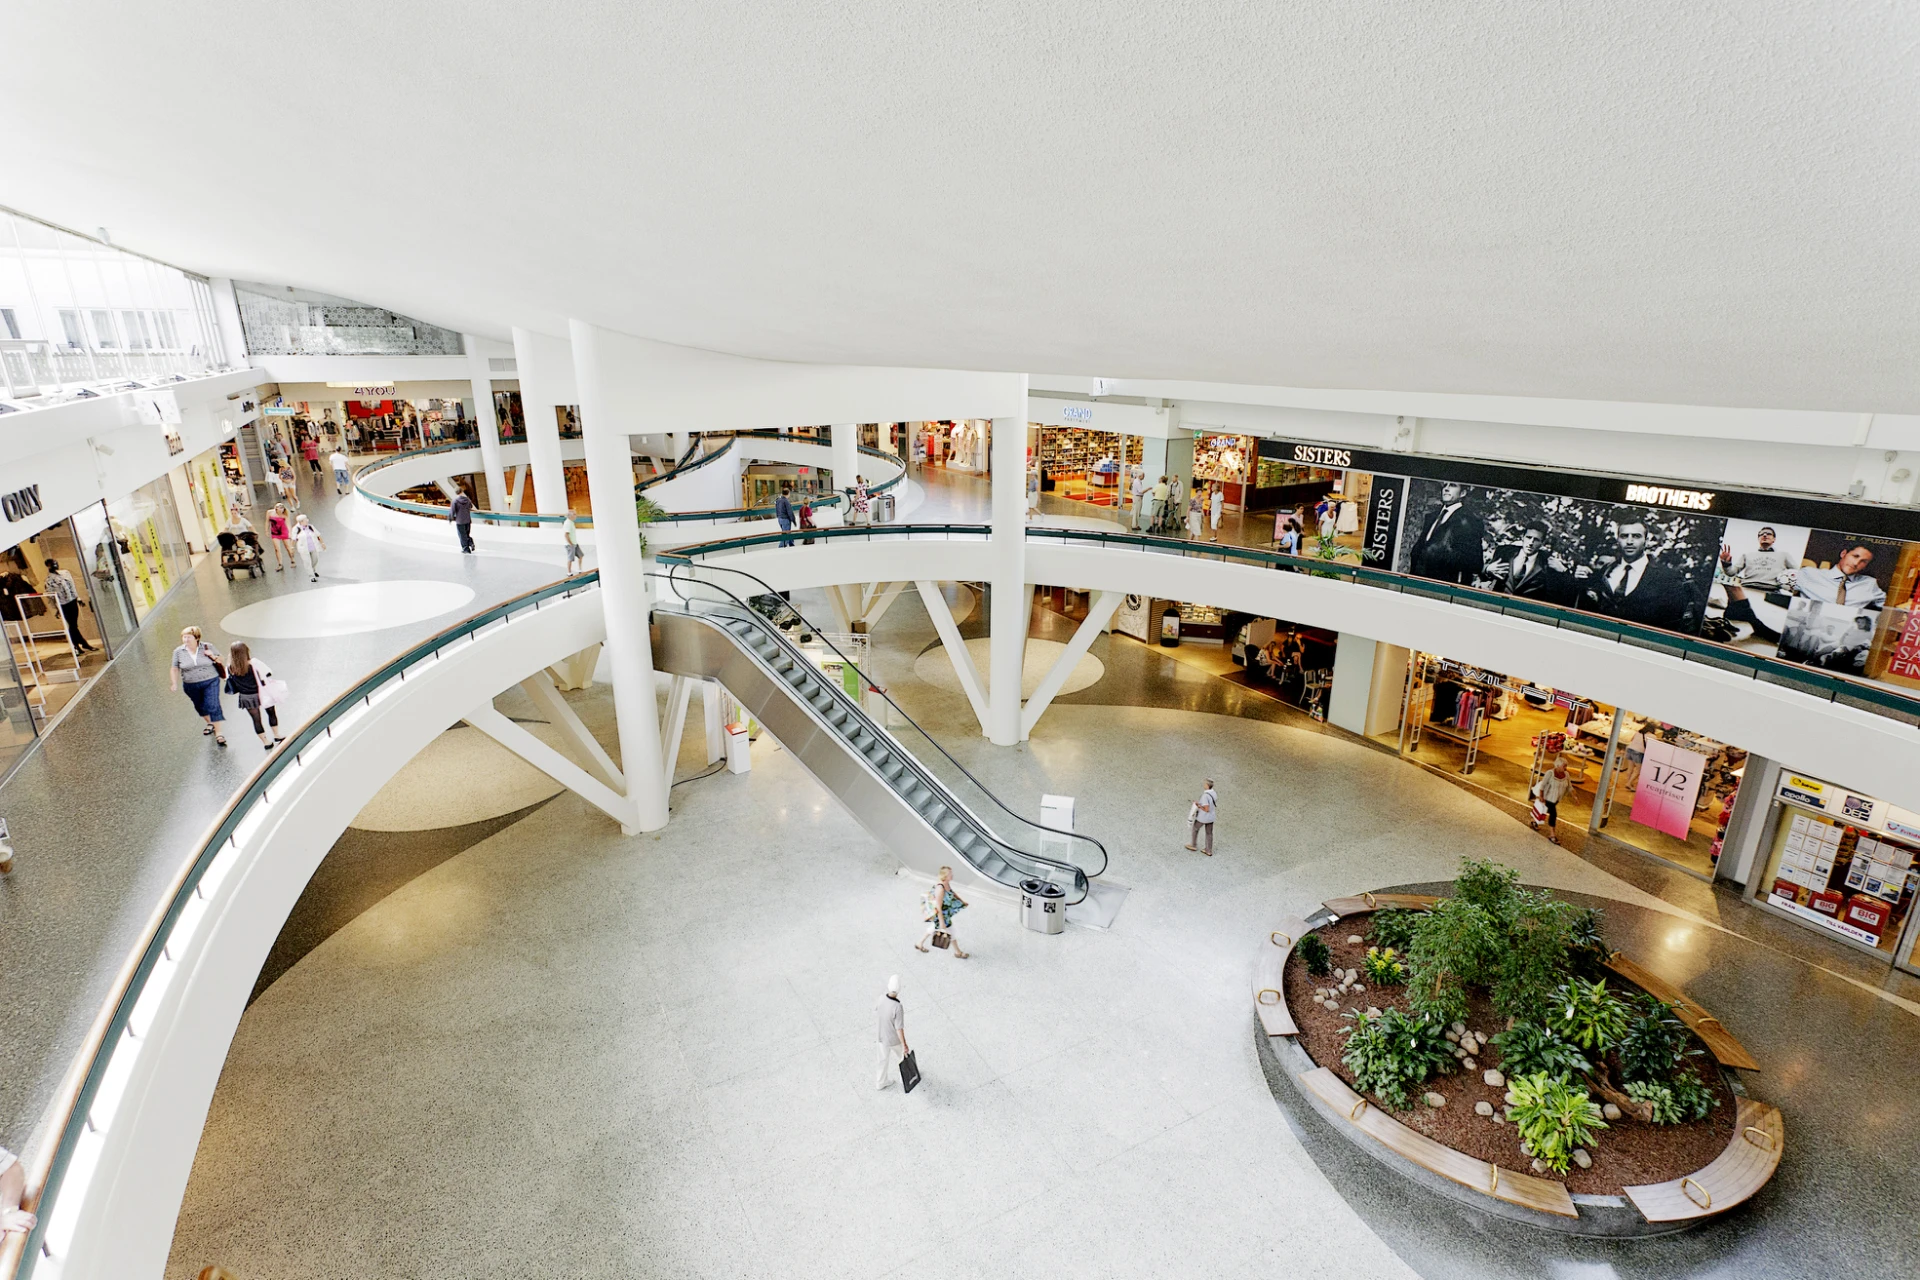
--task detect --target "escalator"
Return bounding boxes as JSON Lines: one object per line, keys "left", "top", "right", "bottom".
{"left": 651, "top": 563, "right": 1107, "bottom": 902}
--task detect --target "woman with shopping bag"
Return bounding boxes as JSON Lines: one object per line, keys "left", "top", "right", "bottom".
{"left": 225, "top": 641, "right": 289, "bottom": 751}
{"left": 914, "top": 866, "right": 971, "bottom": 958}
{"left": 1531, "top": 756, "right": 1575, "bottom": 844}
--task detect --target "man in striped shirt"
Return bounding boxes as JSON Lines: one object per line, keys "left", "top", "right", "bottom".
{"left": 43, "top": 558, "right": 96, "bottom": 653}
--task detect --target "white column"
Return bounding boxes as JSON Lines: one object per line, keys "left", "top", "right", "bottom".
{"left": 462, "top": 334, "right": 507, "bottom": 508}
{"left": 831, "top": 422, "right": 860, "bottom": 499}
{"left": 513, "top": 326, "right": 571, "bottom": 515}
{"left": 987, "top": 402, "right": 1029, "bottom": 745}
{"left": 207, "top": 277, "right": 249, "bottom": 370}
{"left": 569, "top": 319, "right": 668, "bottom": 833}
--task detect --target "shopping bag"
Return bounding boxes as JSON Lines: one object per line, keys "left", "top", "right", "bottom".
{"left": 263, "top": 677, "right": 290, "bottom": 707}
{"left": 898, "top": 1050, "right": 921, "bottom": 1094}
{"left": 931, "top": 931, "right": 952, "bottom": 950}
{"left": 1529, "top": 797, "right": 1549, "bottom": 828}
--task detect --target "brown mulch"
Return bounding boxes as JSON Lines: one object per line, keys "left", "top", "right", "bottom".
{"left": 1283, "top": 920, "right": 1737, "bottom": 1196}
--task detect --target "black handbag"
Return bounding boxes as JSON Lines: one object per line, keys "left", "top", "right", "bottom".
{"left": 931, "top": 931, "right": 952, "bottom": 950}
{"left": 898, "top": 1050, "right": 920, "bottom": 1094}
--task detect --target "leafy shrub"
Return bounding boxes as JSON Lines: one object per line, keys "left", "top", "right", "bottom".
{"left": 1489, "top": 1021, "right": 1591, "bottom": 1082}
{"left": 1362, "top": 946, "right": 1406, "bottom": 986}
{"left": 1454, "top": 858, "right": 1525, "bottom": 924}
{"left": 1624, "top": 1069, "right": 1719, "bottom": 1125}
{"left": 1369, "top": 907, "right": 1424, "bottom": 953}
{"left": 1508, "top": 1072, "right": 1608, "bottom": 1174}
{"left": 1616, "top": 995, "right": 1698, "bottom": 1084}
{"left": 1405, "top": 896, "right": 1500, "bottom": 1025}
{"left": 1341, "top": 1008, "right": 1456, "bottom": 1109}
{"left": 1547, "top": 978, "right": 1630, "bottom": 1054}
{"left": 1296, "top": 933, "right": 1331, "bottom": 977}
{"left": 1566, "top": 906, "right": 1609, "bottom": 976}
{"left": 1490, "top": 891, "right": 1577, "bottom": 1022}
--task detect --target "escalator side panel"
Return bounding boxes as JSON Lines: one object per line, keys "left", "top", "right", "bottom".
{"left": 653, "top": 612, "right": 1014, "bottom": 898}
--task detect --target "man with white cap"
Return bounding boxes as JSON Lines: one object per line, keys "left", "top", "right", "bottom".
{"left": 875, "top": 975, "right": 910, "bottom": 1090}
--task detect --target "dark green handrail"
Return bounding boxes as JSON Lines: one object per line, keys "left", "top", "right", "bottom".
{"left": 661, "top": 522, "right": 1920, "bottom": 729}
{"left": 6, "top": 572, "right": 604, "bottom": 1280}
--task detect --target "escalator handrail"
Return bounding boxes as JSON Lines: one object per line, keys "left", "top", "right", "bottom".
{"left": 661, "top": 560, "right": 1109, "bottom": 883}
{"left": 654, "top": 567, "right": 1093, "bottom": 898}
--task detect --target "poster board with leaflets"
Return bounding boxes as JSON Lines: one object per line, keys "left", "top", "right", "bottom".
{"left": 1762, "top": 770, "right": 1920, "bottom": 951}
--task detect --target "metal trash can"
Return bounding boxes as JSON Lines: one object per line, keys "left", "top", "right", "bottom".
{"left": 1019, "top": 877, "right": 1067, "bottom": 934}
{"left": 878, "top": 490, "right": 897, "bottom": 522}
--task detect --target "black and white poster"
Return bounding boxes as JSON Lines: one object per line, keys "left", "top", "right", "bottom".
{"left": 1395, "top": 478, "right": 1724, "bottom": 634}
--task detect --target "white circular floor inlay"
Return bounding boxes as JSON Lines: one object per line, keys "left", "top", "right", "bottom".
{"left": 220, "top": 580, "right": 477, "bottom": 639}
{"left": 913, "top": 636, "right": 1104, "bottom": 699}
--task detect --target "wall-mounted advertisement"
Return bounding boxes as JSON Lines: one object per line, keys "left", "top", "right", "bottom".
{"left": 1394, "top": 478, "right": 1721, "bottom": 633}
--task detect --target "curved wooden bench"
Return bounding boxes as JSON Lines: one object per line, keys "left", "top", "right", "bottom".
{"left": 1624, "top": 1097, "right": 1782, "bottom": 1222}
{"left": 1603, "top": 952, "right": 1759, "bottom": 1071}
{"left": 1298, "top": 1066, "right": 1578, "bottom": 1218}
{"left": 1255, "top": 917, "right": 1311, "bottom": 1036}
{"left": 1322, "top": 892, "right": 1440, "bottom": 918}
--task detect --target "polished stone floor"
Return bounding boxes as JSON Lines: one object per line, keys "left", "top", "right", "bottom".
{"left": 0, "top": 473, "right": 554, "bottom": 1157}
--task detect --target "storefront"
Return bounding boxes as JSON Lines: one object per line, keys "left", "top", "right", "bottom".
{"left": 1191, "top": 434, "right": 1258, "bottom": 512}
{"left": 1753, "top": 770, "right": 1920, "bottom": 973}
{"left": 1033, "top": 425, "right": 1142, "bottom": 506}
{"left": 1374, "top": 651, "right": 1750, "bottom": 879}
{"left": 916, "top": 420, "right": 989, "bottom": 472}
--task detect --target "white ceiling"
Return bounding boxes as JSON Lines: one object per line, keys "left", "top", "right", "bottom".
{"left": 4, "top": 2, "right": 1917, "bottom": 412}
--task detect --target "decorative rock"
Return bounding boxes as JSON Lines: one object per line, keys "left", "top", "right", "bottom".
{"left": 1463, "top": 1058, "right": 1477, "bottom": 1071}
{"left": 1484, "top": 1069, "right": 1505, "bottom": 1088}
{"left": 1602, "top": 1103, "right": 1623, "bottom": 1122}
{"left": 1365, "top": 1006, "right": 1381, "bottom": 1018}
{"left": 1450, "top": 1021, "right": 1467, "bottom": 1036}
{"left": 1452, "top": 1045, "right": 1468, "bottom": 1059}
{"left": 1519, "top": 1140, "right": 1532, "bottom": 1155}
{"left": 1423, "top": 1092, "right": 1446, "bottom": 1108}
{"left": 1346, "top": 934, "right": 1364, "bottom": 945}
{"left": 1347, "top": 968, "right": 1360, "bottom": 983}
{"left": 1504, "top": 1091, "right": 1519, "bottom": 1106}
{"left": 1474, "top": 1100, "right": 1495, "bottom": 1117}
{"left": 1353, "top": 984, "right": 1364, "bottom": 992}
{"left": 1445, "top": 1029, "right": 1460, "bottom": 1043}
{"left": 1530, "top": 1159, "right": 1548, "bottom": 1175}
{"left": 1572, "top": 1149, "right": 1592, "bottom": 1170}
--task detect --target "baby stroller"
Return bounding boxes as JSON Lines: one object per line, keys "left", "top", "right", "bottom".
{"left": 219, "top": 530, "right": 265, "bottom": 580}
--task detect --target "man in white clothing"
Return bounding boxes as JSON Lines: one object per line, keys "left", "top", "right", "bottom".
{"left": 1185, "top": 778, "right": 1218, "bottom": 855}
{"left": 875, "top": 975, "right": 909, "bottom": 1090}
{"left": 329, "top": 449, "right": 352, "bottom": 495}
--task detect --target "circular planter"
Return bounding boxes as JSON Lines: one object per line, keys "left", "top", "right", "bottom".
{"left": 1257, "top": 901, "right": 1771, "bottom": 1238}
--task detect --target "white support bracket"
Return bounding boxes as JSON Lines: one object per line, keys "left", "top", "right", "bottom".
{"left": 1020, "top": 589, "right": 1124, "bottom": 740}
{"left": 862, "top": 581, "right": 907, "bottom": 629}
{"left": 465, "top": 703, "right": 634, "bottom": 828}
{"left": 701, "top": 677, "right": 726, "bottom": 764}
{"left": 915, "top": 580, "right": 989, "bottom": 732}
{"left": 506, "top": 464, "right": 526, "bottom": 513}
{"left": 518, "top": 670, "right": 624, "bottom": 792}
{"left": 659, "top": 673, "right": 694, "bottom": 789}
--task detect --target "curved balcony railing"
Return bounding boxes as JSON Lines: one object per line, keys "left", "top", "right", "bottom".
{"left": 0, "top": 573, "right": 604, "bottom": 1280}
{"left": 348, "top": 429, "right": 907, "bottom": 529}
{"left": 662, "top": 522, "right": 1920, "bottom": 731}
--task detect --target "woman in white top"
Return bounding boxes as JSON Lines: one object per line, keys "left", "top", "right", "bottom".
{"left": 1532, "top": 755, "right": 1576, "bottom": 844}
{"left": 1187, "top": 487, "right": 1205, "bottom": 539}
{"left": 291, "top": 514, "right": 327, "bottom": 582}
{"left": 1208, "top": 483, "right": 1224, "bottom": 542}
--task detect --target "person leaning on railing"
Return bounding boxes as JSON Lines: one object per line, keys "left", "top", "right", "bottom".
{"left": 0, "top": 1145, "right": 35, "bottom": 1237}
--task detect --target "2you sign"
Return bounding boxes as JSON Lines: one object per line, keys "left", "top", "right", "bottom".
{"left": 1, "top": 483, "right": 42, "bottom": 524}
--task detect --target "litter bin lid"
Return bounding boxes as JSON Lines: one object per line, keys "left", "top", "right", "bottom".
{"left": 1020, "top": 877, "right": 1066, "bottom": 898}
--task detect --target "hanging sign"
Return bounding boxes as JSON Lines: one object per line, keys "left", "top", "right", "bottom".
{"left": 1361, "top": 476, "right": 1406, "bottom": 568}
{"left": 1630, "top": 740, "right": 1706, "bottom": 840}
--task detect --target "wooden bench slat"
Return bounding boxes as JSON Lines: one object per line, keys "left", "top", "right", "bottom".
{"left": 1624, "top": 1098, "right": 1782, "bottom": 1222}
{"left": 1254, "top": 918, "right": 1312, "bottom": 1036}
{"left": 1297, "top": 1066, "right": 1578, "bottom": 1218}
{"left": 1322, "top": 892, "right": 1441, "bottom": 918}
{"left": 1603, "top": 953, "right": 1760, "bottom": 1071}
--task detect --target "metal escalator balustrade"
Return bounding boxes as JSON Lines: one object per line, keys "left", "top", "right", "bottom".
{"left": 655, "top": 563, "right": 1107, "bottom": 900}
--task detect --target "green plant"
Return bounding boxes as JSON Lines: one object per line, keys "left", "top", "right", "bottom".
{"left": 1508, "top": 1072, "right": 1608, "bottom": 1174}
{"left": 635, "top": 495, "right": 669, "bottom": 553}
{"left": 1566, "top": 906, "right": 1609, "bottom": 976}
{"left": 1616, "top": 995, "right": 1698, "bottom": 1084}
{"left": 1296, "top": 933, "right": 1332, "bottom": 977}
{"left": 1369, "top": 907, "right": 1424, "bottom": 952}
{"left": 1405, "top": 896, "right": 1500, "bottom": 1024}
{"left": 1623, "top": 1069, "right": 1718, "bottom": 1125}
{"left": 1490, "top": 891, "right": 1577, "bottom": 1021}
{"left": 1340, "top": 1008, "right": 1455, "bottom": 1109}
{"left": 1547, "top": 978, "right": 1630, "bottom": 1054}
{"left": 1362, "top": 946, "right": 1406, "bottom": 987}
{"left": 1454, "top": 858, "right": 1525, "bottom": 924}
{"left": 1489, "top": 1021, "right": 1591, "bottom": 1082}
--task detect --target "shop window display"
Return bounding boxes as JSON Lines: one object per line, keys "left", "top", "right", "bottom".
{"left": 1755, "top": 770, "right": 1920, "bottom": 967}
{"left": 1033, "top": 426, "right": 1140, "bottom": 505}
{"left": 1591, "top": 713, "right": 1744, "bottom": 878}
{"left": 1191, "top": 434, "right": 1256, "bottom": 511}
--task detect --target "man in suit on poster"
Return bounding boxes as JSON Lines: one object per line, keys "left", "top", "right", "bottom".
{"left": 1408, "top": 482, "right": 1485, "bottom": 584}
{"left": 1578, "top": 516, "right": 1698, "bottom": 629}
{"left": 1492, "top": 520, "right": 1577, "bottom": 605}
